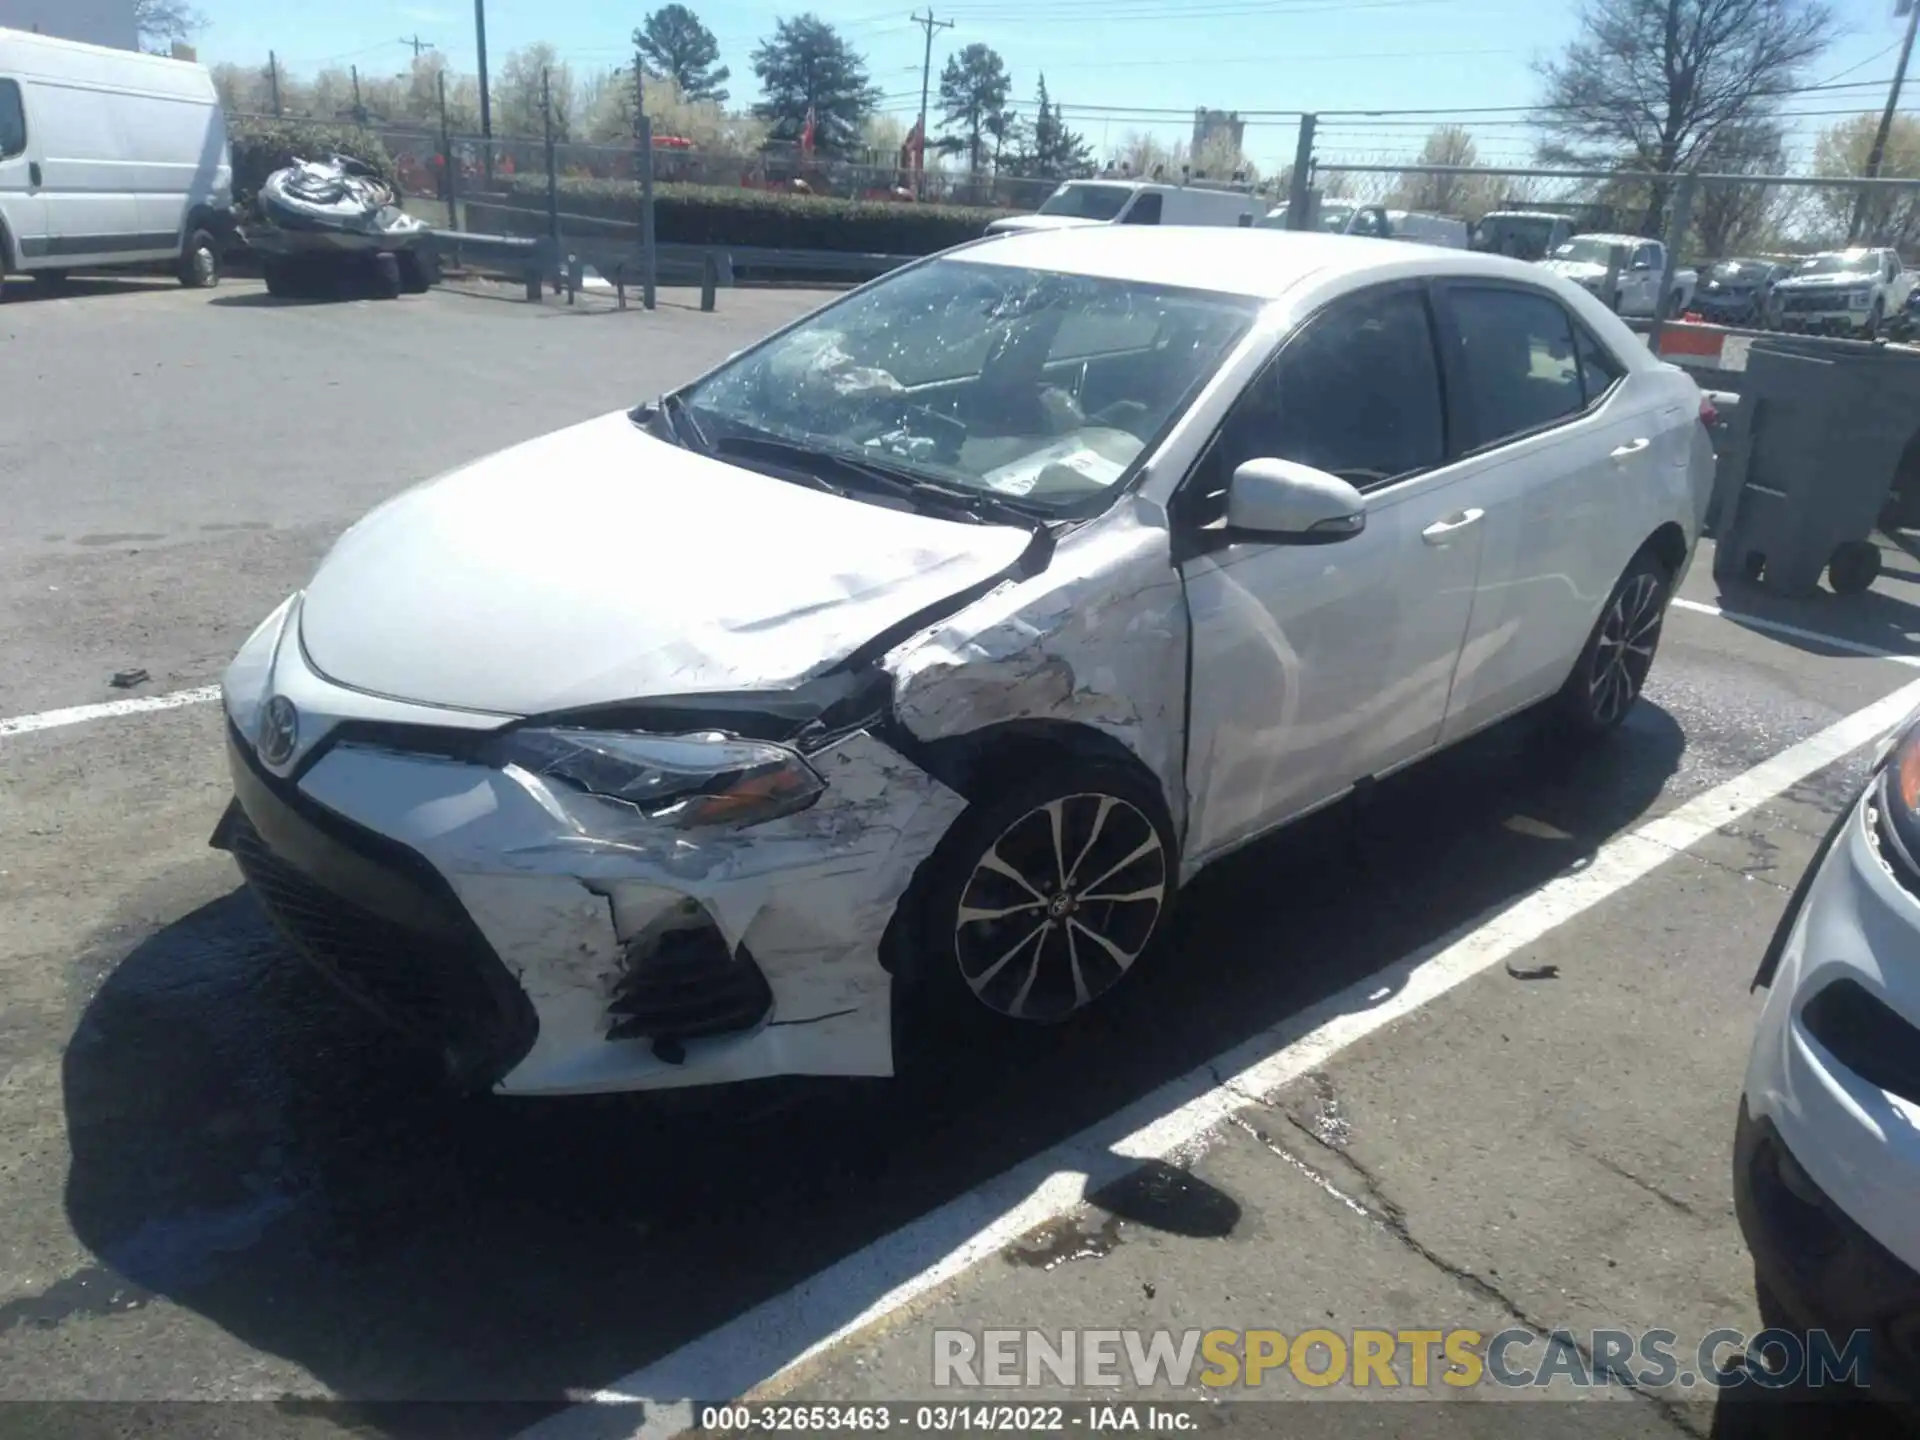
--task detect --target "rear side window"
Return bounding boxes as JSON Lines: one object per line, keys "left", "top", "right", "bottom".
{"left": 1448, "top": 287, "right": 1586, "bottom": 446}
{"left": 1123, "top": 193, "right": 1162, "bottom": 225}
{"left": 0, "top": 81, "right": 24, "bottom": 161}
{"left": 1575, "top": 325, "right": 1625, "bottom": 406}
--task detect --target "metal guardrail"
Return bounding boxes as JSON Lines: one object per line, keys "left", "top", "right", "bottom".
{"left": 425, "top": 228, "right": 917, "bottom": 310}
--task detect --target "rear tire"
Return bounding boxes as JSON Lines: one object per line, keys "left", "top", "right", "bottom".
{"left": 892, "top": 759, "right": 1177, "bottom": 1069}
{"left": 1553, "top": 550, "right": 1671, "bottom": 739}
{"left": 176, "top": 227, "right": 219, "bottom": 288}
{"left": 261, "top": 257, "right": 296, "bottom": 298}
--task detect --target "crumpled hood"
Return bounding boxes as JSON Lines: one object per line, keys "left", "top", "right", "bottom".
{"left": 297, "top": 411, "right": 1035, "bottom": 715}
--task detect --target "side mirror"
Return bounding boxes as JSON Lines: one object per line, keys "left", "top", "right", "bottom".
{"left": 1227, "top": 458, "right": 1366, "bottom": 541}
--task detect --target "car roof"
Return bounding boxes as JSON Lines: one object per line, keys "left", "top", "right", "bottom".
{"left": 956, "top": 225, "right": 1555, "bottom": 301}
{"left": 1565, "top": 233, "right": 1650, "bottom": 246}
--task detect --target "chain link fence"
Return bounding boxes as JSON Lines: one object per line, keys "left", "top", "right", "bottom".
{"left": 1297, "top": 150, "right": 1920, "bottom": 336}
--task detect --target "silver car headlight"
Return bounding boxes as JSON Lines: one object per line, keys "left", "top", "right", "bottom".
{"left": 496, "top": 728, "right": 826, "bottom": 829}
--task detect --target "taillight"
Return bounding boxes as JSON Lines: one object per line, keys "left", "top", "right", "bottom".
{"left": 1698, "top": 395, "right": 1719, "bottom": 429}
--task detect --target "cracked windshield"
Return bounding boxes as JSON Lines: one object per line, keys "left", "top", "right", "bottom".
{"left": 680, "top": 259, "right": 1257, "bottom": 513}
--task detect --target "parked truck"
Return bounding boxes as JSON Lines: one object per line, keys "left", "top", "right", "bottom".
{"left": 1768, "top": 247, "right": 1911, "bottom": 337}
{"left": 1539, "top": 234, "right": 1698, "bottom": 318}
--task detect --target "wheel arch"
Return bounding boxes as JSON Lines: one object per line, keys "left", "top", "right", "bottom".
{"left": 887, "top": 717, "right": 1173, "bottom": 819}
{"left": 1643, "top": 521, "right": 1688, "bottom": 580}
{"left": 0, "top": 215, "right": 14, "bottom": 272}
{"left": 876, "top": 717, "right": 1178, "bottom": 985}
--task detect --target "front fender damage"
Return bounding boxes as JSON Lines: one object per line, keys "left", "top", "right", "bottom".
{"left": 881, "top": 507, "right": 1189, "bottom": 830}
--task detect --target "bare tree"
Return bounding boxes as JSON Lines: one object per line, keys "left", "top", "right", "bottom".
{"left": 1689, "top": 120, "right": 1787, "bottom": 255}
{"left": 1813, "top": 111, "right": 1920, "bottom": 248}
{"left": 495, "top": 43, "right": 576, "bottom": 139}
{"left": 1392, "top": 125, "right": 1498, "bottom": 217}
{"left": 134, "top": 0, "right": 205, "bottom": 51}
{"left": 1109, "top": 130, "right": 1187, "bottom": 180}
{"left": 1536, "top": 0, "right": 1834, "bottom": 234}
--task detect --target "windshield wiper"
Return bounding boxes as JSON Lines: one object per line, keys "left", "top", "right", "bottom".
{"left": 712, "top": 434, "right": 1043, "bottom": 529}
{"left": 658, "top": 391, "right": 711, "bottom": 453}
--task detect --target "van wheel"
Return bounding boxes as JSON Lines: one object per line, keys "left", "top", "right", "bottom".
{"left": 1553, "top": 550, "right": 1670, "bottom": 739}
{"left": 177, "top": 228, "right": 220, "bottom": 288}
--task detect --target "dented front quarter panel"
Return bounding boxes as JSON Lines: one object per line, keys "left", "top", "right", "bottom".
{"left": 295, "top": 729, "right": 966, "bottom": 1095}
{"left": 883, "top": 497, "right": 1189, "bottom": 833}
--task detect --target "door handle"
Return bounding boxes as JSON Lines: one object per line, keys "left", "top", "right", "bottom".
{"left": 28, "top": 161, "right": 41, "bottom": 188}
{"left": 1610, "top": 437, "right": 1651, "bottom": 460}
{"left": 1421, "top": 508, "right": 1484, "bottom": 544}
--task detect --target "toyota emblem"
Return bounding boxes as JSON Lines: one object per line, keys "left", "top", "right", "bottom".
{"left": 257, "top": 696, "right": 299, "bottom": 767}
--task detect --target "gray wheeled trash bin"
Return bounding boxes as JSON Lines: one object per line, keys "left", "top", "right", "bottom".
{"left": 1711, "top": 335, "right": 1920, "bottom": 597}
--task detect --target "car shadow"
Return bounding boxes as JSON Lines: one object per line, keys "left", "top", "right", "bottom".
{"left": 60, "top": 701, "right": 1687, "bottom": 1426}
{"left": 0, "top": 275, "right": 180, "bottom": 304}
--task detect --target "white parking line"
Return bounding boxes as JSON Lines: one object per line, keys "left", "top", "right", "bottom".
{"left": 519, "top": 673, "right": 1920, "bottom": 1440}
{"left": 1670, "top": 597, "right": 1920, "bottom": 667}
{"left": 0, "top": 685, "right": 219, "bottom": 739}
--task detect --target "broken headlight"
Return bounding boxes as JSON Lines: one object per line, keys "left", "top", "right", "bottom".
{"left": 1876, "top": 720, "right": 1920, "bottom": 873}
{"left": 498, "top": 728, "right": 825, "bottom": 828}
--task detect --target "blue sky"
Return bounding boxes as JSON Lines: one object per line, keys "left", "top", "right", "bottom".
{"left": 189, "top": 0, "right": 1910, "bottom": 172}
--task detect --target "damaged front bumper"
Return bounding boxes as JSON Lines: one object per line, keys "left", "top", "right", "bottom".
{"left": 214, "top": 595, "right": 967, "bottom": 1096}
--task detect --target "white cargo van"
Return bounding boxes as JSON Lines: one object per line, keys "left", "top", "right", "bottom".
{"left": 0, "top": 27, "right": 234, "bottom": 290}
{"left": 1257, "top": 201, "right": 1468, "bottom": 248}
{"left": 985, "top": 179, "right": 1261, "bottom": 236}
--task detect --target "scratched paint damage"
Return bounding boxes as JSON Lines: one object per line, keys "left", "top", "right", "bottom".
{"left": 296, "top": 729, "right": 967, "bottom": 1095}
{"left": 883, "top": 501, "right": 1191, "bottom": 833}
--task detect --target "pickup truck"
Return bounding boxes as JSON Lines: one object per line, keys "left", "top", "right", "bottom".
{"left": 1539, "top": 234, "right": 1698, "bottom": 318}
{"left": 1767, "top": 247, "right": 1912, "bottom": 337}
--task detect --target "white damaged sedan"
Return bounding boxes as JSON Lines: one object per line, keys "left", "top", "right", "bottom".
{"left": 215, "top": 227, "right": 1715, "bottom": 1096}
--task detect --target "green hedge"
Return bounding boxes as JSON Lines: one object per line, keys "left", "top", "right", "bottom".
{"left": 502, "top": 176, "right": 1015, "bottom": 254}
{"left": 228, "top": 116, "right": 397, "bottom": 217}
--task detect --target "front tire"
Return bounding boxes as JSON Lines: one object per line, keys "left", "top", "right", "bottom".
{"left": 1554, "top": 551, "right": 1670, "bottom": 738}
{"left": 895, "top": 760, "right": 1177, "bottom": 1056}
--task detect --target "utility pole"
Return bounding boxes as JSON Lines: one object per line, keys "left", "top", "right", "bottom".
{"left": 633, "top": 51, "right": 656, "bottom": 310}
{"left": 474, "top": 0, "right": 494, "bottom": 183}
{"left": 400, "top": 33, "right": 432, "bottom": 58}
{"left": 1853, "top": 0, "right": 1920, "bottom": 242}
{"left": 911, "top": 8, "right": 952, "bottom": 198}
{"left": 350, "top": 64, "right": 366, "bottom": 124}
{"left": 267, "top": 50, "right": 282, "bottom": 117}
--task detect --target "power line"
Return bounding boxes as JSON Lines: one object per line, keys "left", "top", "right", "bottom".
{"left": 399, "top": 33, "right": 433, "bottom": 58}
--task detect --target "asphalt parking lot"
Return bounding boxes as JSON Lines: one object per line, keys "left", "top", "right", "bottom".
{"left": 5, "top": 276, "right": 1920, "bottom": 1438}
